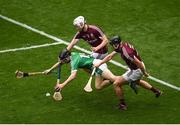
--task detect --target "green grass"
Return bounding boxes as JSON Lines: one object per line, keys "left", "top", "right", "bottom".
{"left": 0, "top": 0, "right": 180, "bottom": 123}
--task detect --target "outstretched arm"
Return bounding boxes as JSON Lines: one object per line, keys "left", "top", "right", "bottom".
{"left": 55, "top": 71, "right": 77, "bottom": 90}
{"left": 94, "top": 51, "right": 117, "bottom": 67}
{"left": 66, "top": 38, "right": 79, "bottom": 51}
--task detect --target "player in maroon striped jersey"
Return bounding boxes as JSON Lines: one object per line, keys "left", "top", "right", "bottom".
{"left": 66, "top": 16, "right": 108, "bottom": 59}
{"left": 94, "top": 35, "right": 162, "bottom": 110}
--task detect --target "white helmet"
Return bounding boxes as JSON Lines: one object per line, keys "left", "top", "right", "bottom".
{"left": 73, "top": 16, "right": 86, "bottom": 27}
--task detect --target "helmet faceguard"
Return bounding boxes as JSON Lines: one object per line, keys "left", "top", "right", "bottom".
{"left": 110, "top": 35, "right": 121, "bottom": 46}
{"left": 59, "top": 49, "right": 71, "bottom": 63}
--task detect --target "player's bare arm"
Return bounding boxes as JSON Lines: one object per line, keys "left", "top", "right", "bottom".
{"left": 133, "top": 56, "right": 149, "bottom": 77}
{"left": 56, "top": 71, "right": 77, "bottom": 89}
{"left": 66, "top": 38, "right": 79, "bottom": 51}
{"left": 91, "top": 35, "right": 108, "bottom": 52}
{"left": 94, "top": 51, "right": 116, "bottom": 67}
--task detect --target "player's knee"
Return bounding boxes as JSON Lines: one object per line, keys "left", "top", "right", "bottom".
{"left": 113, "top": 76, "right": 125, "bottom": 86}
{"left": 113, "top": 82, "right": 119, "bottom": 87}
{"left": 95, "top": 84, "right": 102, "bottom": 90}
{"left": 109, "top": 76, "right": 116, "bottom": 82}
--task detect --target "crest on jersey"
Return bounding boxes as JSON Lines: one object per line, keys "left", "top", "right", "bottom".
{"left": 90, "top": 33, "right": 95, "bottom": 39}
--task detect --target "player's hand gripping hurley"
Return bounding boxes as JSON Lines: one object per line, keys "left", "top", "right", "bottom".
{"left": 53, "top": 64, "right": 63, "bottom": 101}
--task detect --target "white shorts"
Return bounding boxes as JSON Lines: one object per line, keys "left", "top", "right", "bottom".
{"left": 122, "top": 68, "right": 143, "bottom": 82}
{"left": 93, "top": 59, "right": 108, "bottom": 75}
{"left": 91, "top": 52, "right": 108, "bottom": 60}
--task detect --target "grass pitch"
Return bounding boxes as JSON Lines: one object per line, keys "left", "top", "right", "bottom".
{"left": 0, "top": 0, "right": 180, "bottom": 123}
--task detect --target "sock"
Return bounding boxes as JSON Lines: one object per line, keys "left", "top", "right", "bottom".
{"left": 150, "top": 87, "right": 159, "bottom": 93}
{"left": 120, "top": 99, "right": 126, "bottom": 105}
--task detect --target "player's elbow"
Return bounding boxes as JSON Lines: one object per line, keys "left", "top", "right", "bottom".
{"left": 95, "top": 84, "right": 102, "bottom": 90}
{"left": 104, "top": 37, "right": 108, "bottom": 44}
{"left": 71, "top": 75, "right": 76, "bottom": 80}
{"left": 102, "top": 35, "right": 108, "bottom": 43}
{"left": 71, "top": 72, "right": 77, "bottom": 79}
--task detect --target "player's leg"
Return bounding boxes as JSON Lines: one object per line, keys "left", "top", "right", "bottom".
{"left": 126, "top": 68, "right": 162, "bottom": 97}
{"left": 95, "top": 59, "right": 128, "bottom": 110}
{"left": 101, "top": 69, "right": 116, "bottom": 82}
{"left": 137, "top": 79, "right": 152, "bottom": 89}
{"left": 95, "top": 75, "right": 104, "bottom": 90}
{"left": 95, "top": 70, "right": 113, "bottom": 90}
{"left": 122, "top": 69, "right": 140, "bottom": 94}
{"left": 98, "top": 69, "right": 117, "bottom": 89}
{"left": 94, "top": 59, "right": 113, "bottom": 90}
{"left": 94, "top": 59, "right": 120, "bottom": 90}
{"left": 113, "top": 69, "right": 142, "bottom": 110}
{"left": 113, "top": 76, "right": 128, "bottom": 110}
{"left": 137, "top": 80, "right": 162, "bottom": 97}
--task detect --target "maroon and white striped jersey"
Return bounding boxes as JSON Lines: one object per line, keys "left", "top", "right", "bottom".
{"left": 115, "top": 42, "right": 142, "bottom": 70}
{"left": 74, "top": 25, "right": 108, "bottom": 54}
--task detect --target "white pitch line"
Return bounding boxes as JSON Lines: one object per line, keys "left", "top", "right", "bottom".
{"left": 148, "top": 76, "right": 179, "bottom": 91}
{"left": 0, "top": 14, "right": 179, "bottom": 91}
{"left": 0, "top": 42, "right": 63, "bottom": 53}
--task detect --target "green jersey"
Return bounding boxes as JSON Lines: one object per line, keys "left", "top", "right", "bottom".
{"left": 70, "top": 52, "right": 95, "bottom": 72}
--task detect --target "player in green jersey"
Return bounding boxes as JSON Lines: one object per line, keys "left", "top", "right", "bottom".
{"left": 44, "top": 49, "right": 118, "bottom": 91}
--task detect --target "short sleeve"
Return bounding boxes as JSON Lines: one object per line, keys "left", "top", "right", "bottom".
{"left": 89, "top": 25, "right": 105, "bottom": 38}
{"left": 70, "top": 55, "right": 79, "bottom": 72}
{"left": 74, "top": 32, "right": 81, "bottom": 39}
